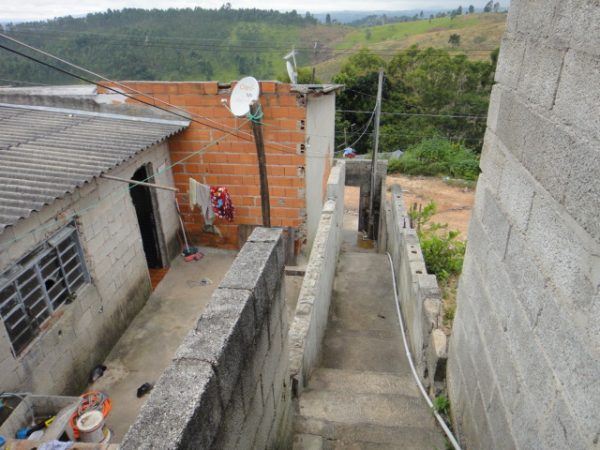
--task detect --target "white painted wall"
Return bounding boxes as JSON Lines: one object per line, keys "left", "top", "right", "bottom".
{"left": 305, "top": 93, "right": 336, "bottom": 251}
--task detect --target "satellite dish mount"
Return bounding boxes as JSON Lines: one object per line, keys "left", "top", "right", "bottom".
{"left": 284, "top": 48, "right": 298, "bottom": 84}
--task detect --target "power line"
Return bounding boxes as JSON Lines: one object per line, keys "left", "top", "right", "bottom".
{"left": 336, "top": 109, "right": 487, "bottom": 119}
{"left": 0, "top": 35, "right": 308, "bottom": 157}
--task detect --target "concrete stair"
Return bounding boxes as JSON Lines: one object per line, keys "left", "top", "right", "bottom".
{"left": 293, "top": 251, "right": 446, "bottom": 450}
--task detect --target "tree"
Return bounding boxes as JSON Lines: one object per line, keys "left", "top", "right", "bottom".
{"left": 457, "top": 6, "right": 463, "bottom": 15}
{"left": 468, "top": 5, "right": 475, "bottom": 13}
{"left": 493, "top": 2, "right": 500, "bottom": 12}
{"left": 448, "top": 34, "right": 461, "bottom": 47}
{"left": 365, "top": 28, "right": 372, "bottom": 40}
{"left": 325, "top": 13, "right": 331, "bottom": 25}
{"left": 420, "top": 10, "right": 424, "bottom": 18}
{"left": 484, "top": 1, "right": 493, "bottom": 12}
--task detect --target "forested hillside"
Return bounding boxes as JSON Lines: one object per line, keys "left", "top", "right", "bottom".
{"left": 0, "top": 7, "right": 327, "bottom": 83}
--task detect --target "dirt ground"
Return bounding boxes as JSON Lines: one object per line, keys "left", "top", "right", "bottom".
{"left": 386, "top": 174, "right": 475, "bottom": 240}
{"left": 344, "top": 174, "right": 475, "bottom": 240}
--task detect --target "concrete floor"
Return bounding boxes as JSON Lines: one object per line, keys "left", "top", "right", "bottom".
{"left": 294, "top": 199, "right": 445, "bottom": 449}
{"left": 88, "top": 248, "right": 237, "bottom": 442}
{"left": 87, "top": 244, "right": 305, "bottom": 443}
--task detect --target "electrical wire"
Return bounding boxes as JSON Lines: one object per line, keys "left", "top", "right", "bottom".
{"left": 0, "top": 37, "right": 310, "bottom": 157}
{"left": 385, "top": 252, "right": 463, "bottom": 450}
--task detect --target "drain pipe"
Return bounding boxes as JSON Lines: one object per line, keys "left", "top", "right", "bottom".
{"left": 385, "top": 253, "right": 463, "bottom": 450}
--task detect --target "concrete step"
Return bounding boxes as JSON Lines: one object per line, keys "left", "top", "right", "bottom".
{"left": 308, "top": 367, "right": 420, "bottom": 398}
{"left": 320, "top": 327, "right": 411, "bottom": 375}
{"left": 292, "top": 433, "right": 324, "bottom": 450}
{"left": 298, "top": 389, "right": 433, "bottom": 430}
{"left": 295, "top": 414, "right": 446, "bottom": 449}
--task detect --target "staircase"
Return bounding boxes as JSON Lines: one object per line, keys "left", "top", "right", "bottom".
{"left": 293, "top": 250, "right": 446, "bottom": 449}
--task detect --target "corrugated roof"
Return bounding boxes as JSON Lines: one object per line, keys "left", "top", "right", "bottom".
{"left": 0, "top": 103, "right": 189, "bottom": 234}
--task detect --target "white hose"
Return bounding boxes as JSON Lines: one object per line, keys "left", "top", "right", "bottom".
{"left": 385, "top": 252, "right": 463, "bottom": 450}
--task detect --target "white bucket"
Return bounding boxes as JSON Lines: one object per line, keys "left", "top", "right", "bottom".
{"left": 76, "top": 410, "right": 105, "bottom": 443}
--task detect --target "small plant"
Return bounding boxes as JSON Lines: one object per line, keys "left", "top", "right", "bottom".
{"left": 433, "top": 394, "right": 450, "bottom": 416}
{"left": 409, "top": 201, "right": 466, "bottom": 282}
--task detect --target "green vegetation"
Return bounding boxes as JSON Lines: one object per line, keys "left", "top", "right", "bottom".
{"left": 409, "top": 201, "right": 466, "bottom": 331}
{"left": 335, "top": 46, "right": 496, "bottom": 155}
{"left": 433, "top": 394, "right": 450, "bottom": 416}
{"left": 0, "top": 7, "right": 319, "bottom": 83}
{"left": 336, "top": 15, "right": 481, "bottom": 49}
{"left": 388, "top": 138, "right": 480, "bottom": 180}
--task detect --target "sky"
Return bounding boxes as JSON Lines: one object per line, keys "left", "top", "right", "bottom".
{"left": 3, "top": 1, "right": 507, "bottom": 22}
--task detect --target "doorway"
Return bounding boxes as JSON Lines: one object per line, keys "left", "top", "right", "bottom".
{"left": 130, "top": 164, "right": 164, "bottom": 269}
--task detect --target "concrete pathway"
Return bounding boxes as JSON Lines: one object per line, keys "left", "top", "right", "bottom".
{"left": 293, "top": 229, "right": 446, "bottom": 448}
{"left": 88, "top": 248, "right": 237, "bottom": 442}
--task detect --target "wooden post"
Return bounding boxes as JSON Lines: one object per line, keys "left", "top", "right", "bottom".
{"left": 250, "top": 102, "right": 271, "bottom": 227}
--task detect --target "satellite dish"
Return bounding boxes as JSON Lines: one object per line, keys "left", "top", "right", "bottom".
{"left": 286, "top": 60, "right": 298, "bottom": 84}
{"left": 230, "top": 76, "right": 260, "bottom": 117}
{"left": 284, "top": 48, "right": 298, "bottom": 84}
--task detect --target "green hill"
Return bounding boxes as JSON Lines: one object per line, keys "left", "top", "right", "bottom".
{"left": 0, "top": 8, "right": 326, "bottom": 84}
{"left": 314, "top": 13, "right": 506, "bottom": 81}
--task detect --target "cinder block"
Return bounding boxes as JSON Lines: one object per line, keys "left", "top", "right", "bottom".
{"left": 554, "top": 49, "right": 600, "bottom": 137}
{"left": 486, "top": 387, "right": 517, "bottom": 450}
{"left": 238, "top": 375, "right": 265, "bottom": 449}
{"left": 472, "top": 182, "right": 511, "bottom": 259}
{"left": 509, "top": 389, "right": 546, "bottom": 450}
{"left": 521, "top": 114, "right": 575, "bottom": 206}
{"left": 553, "top": 0, "right": 600, "bottom": 57}
{"left": 518, "top": 42, "right": 566, "bottom": 109}
{"left": 495, "top": 37, "right": 526, "bottom": 88}
{"left": 209, "top": 381, "right": 245, "bottom": 449}
{"left": 540, "top": 395, "right": 587, "bottom": 450}
{"left": 493, "top": 89, "right": 530, "bottom": 161}
{"left": 175, "top": 288, "right": 255, "bottom": 409}
{"left": 534, "top": 296, "right": 600, "bottom": 443}
{"left": 526, "top": 193, "right": 596, "bottom": 309}
{"left": 497, "top": 153, "right": 535, "bottom": 233}
{"left": 562, "top": 141, "right": 600, "bottom": 244}
{"left": 121, "top": 359, "right": 221, "bottom": 450}
{"left": 513, "top": 0, "right": 558, "bottom": 38}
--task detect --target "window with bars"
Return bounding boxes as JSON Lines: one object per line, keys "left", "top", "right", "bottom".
{"left": 0, "top": 224, "right": 89, "bottom": 356}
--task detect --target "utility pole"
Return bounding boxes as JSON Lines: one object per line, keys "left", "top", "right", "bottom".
{"left": 368, "top": 68, "right": 384, "bottom": 239}
{"left": 250, "top": 102, "right": 271, "bottom": 227}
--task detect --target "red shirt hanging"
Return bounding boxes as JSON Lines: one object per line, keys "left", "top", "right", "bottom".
{"left": 210, "top": 186, "right": 235, "bottom": 222}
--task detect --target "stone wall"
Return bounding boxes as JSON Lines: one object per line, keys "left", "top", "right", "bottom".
{"left": 448, "top": 2, "right": 600, "bottom": 448}
{"left": 288, "top": 161, "right": 345, "bottom": 396}
{"left": 0, "top": 142, "right": 178, "bottom": 395}
{"left": 121, "top": 228, "right": 292, "bottom": 450}
{"left": 384, "top": 184, "right": 446, "bottom": 394}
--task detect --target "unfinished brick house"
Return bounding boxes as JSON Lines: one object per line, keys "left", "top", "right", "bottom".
{"left": 98, "top": 81, "right": 341, "bottom": 253}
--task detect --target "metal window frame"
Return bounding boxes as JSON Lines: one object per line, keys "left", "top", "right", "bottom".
{"left": 0, "top": 223, "right": 89, "bottom": 356}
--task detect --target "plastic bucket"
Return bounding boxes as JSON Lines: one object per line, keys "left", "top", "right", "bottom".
{"left": 76, "top": 410, "right": 105, "bottom": 443}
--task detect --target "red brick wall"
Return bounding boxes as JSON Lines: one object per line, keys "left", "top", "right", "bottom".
{"left": 103, "top": 81, "right": 308, "bottom": 250}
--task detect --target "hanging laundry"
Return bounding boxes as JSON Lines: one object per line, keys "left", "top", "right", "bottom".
{"left": 210, "top": 186, "right": 235, "bottom": 222}
{"left": 189, "top": 178, "right": 215, "bottom": 225}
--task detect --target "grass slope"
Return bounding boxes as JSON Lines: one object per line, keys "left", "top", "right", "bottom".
{"left": 315, "top": 13, "right": 506, "bottom": 81}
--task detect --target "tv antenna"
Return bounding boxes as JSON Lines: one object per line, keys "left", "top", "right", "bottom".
{"left": 284, "top": 48, "right": 298, "bottom": 84}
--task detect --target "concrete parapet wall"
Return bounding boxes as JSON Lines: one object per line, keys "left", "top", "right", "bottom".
{"left": 448, "top": 2, "right": 600, "bottom": 448}
{"left": 121, "top": 228, "right": 292, "bottom": 450}
{"left": 385, "top": 185, "right": 447, "bottom": 393}
{"left": 288, "top": 161, "right": 345, "bottom": 396}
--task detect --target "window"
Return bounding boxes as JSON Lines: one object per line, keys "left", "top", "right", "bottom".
{"left": 0, "top": 224, "right": 89, "bottom": 356}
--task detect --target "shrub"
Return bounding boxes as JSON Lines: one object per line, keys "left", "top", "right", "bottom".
{"left": 408, "top": 201, "right": 466, "bottom": 282}
{"left": 388, "top": 137, "right": 480, "bottom": 181}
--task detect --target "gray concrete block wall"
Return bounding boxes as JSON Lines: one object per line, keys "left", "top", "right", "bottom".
{"left": 288, "top": 161, "right": 345, "bottom": 395}
{"left": 121, "top": 228, "right": 292, "bottom": 450}
{"left": 0, "top": 142, "right": 179, "bottom": 395}
{"left": 448, "top": 3, "right": 600, "bottom": 448}
{"left": 384, "top": 184, "right": 447, "bottom": 394}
